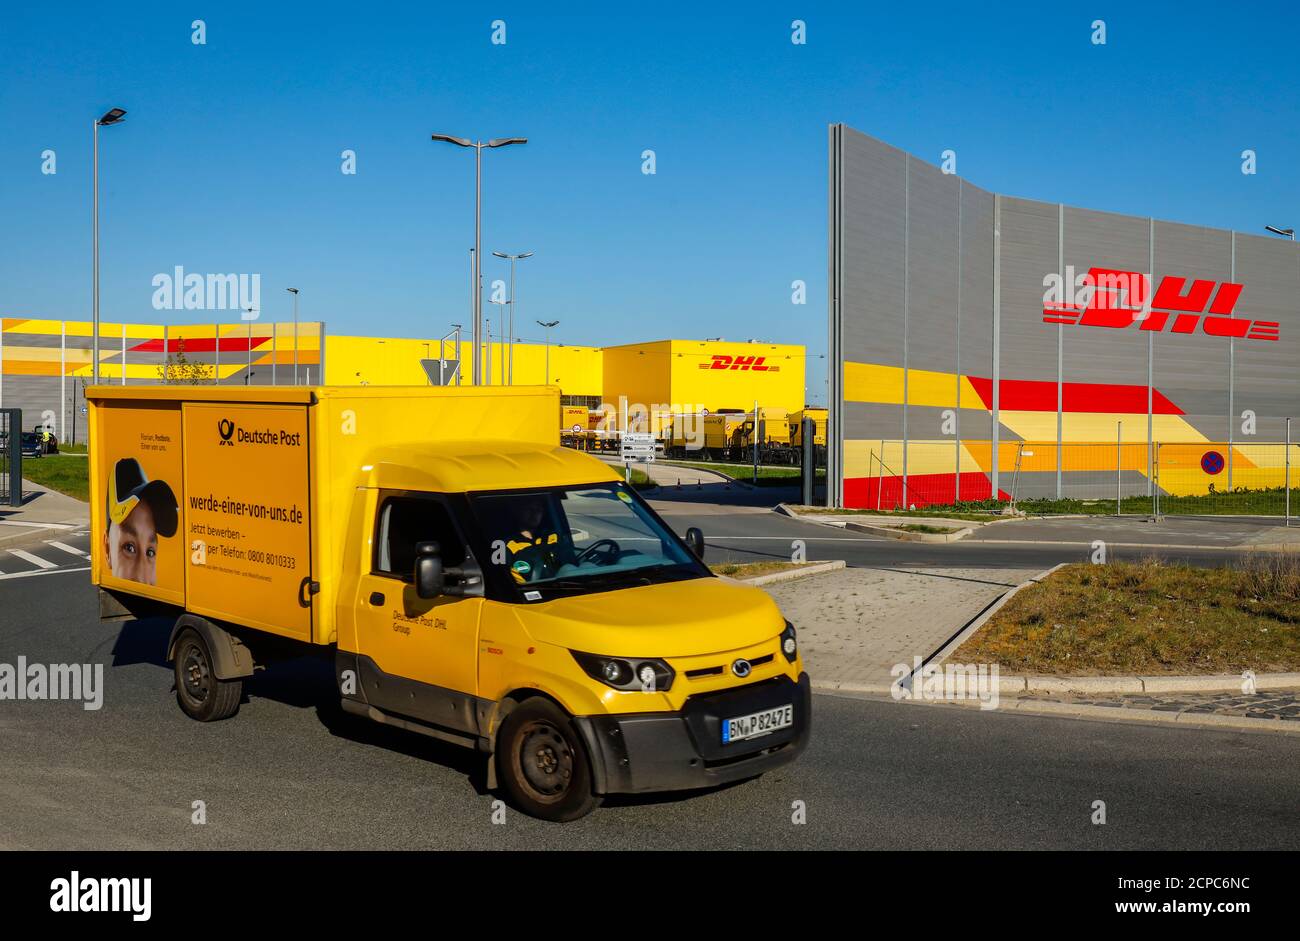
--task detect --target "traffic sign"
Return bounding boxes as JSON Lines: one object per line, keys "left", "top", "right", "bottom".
{"left": 621, "top": 432, "right": 657, "bottom": 463}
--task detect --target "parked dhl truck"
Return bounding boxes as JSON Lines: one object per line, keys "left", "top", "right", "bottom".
{"left": 789, "top": 407, "right": 828, "bottom": 465}
{"left": 87, "top": 384, "right": 809, "bottom": 821}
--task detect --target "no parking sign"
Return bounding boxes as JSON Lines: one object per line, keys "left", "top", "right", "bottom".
{"left": 1200, "top": 450, "right": 1225, "bottom": 475}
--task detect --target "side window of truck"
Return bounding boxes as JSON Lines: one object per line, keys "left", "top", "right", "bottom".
{"left": 374, "top": 495, "right": 467, "bottom": 579}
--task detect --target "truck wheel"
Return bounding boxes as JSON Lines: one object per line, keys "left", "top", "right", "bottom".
{"left": 173, "top": 628, "right": 242, "bottom": 722}
{"left": 496, "top": 698, "right": 600, "bottom": 822}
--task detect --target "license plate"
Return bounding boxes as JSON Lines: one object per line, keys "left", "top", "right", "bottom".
{"left": 722, "top": 704, "right": 793, "bottom": 743}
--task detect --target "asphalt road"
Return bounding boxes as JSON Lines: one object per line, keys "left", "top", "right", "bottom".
{"left": 1, "top": 523, "right": 1297, "bottom": 850}
{"left": 648, "top": 498, "right": 1263, "bottom": 571}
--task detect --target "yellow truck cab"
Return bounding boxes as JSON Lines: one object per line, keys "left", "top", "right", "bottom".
{"left": 88, "top": 384, "right": 810, "bottom": 821}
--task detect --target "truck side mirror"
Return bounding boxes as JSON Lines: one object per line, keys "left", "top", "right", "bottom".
{"left": 414, "top": 540, "right": 445, "bottom": 599}
{"left": 684, "top": 527, "right": 705, "bottom": 560}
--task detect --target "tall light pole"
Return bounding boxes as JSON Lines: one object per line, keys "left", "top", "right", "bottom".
{"left": 430, "top": 133, "right": 527, "bottom": 385}
{"left": 1264, "top": 225, "right": 1296, "bottom": 241}
{"left": 493, "top": 250, "right": 533, "bottom": 384}
{"left": 286, "top": 288, "right": 299, "bottom": 384}
{"left": 537, "top": 319, "right": 559, "bottom": 384}
{"left": 92, "top": 107, "right": 127, "bottom": 386}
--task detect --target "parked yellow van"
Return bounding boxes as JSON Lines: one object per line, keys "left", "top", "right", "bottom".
{"left": 88, "top": 384, "right": 809, "bottom": 821}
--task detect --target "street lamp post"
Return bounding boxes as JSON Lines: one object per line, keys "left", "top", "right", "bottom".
{"left": 286, "top": 288, "right": 300, "bottom": 384}
{"left": 430, "top": 134, "right": 527, "bottom": 385}
{"left": 92, "top": 107, "right": 127, "bottom": 386}
{"left": 537, "top": 319, "right": 559, "bottom": 384}
{"left": 1264, "top": 225, "right": 1296, "bottom": 241}
{"left": 492, "top": 251, "right": 534, "bottom": 384}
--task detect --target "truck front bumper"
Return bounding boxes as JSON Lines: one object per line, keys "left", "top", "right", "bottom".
{"left": 573, "top": 672, "right": 811, "bottom": 795}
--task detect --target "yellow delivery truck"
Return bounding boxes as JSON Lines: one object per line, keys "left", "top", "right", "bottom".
{"left": 88, "top": 384, "right": 809, "bottom": 821}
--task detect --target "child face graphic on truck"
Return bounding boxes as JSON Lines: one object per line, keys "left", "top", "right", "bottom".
{"left": 104, "top": 458, "right": 178, "bottom": 586}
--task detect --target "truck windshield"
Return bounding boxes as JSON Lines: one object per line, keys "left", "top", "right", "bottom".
{"left": 470, "top": 482, "right": 708, "bottom": 600}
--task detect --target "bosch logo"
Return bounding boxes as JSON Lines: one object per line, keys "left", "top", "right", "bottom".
{"left": 1043, "top": 267, "right": 1279, "bottom": 342}
{"left": 699, "top": 354, "right": 779, "bottom": 372}
{"left": 731, "top": 658, "right": 752, "bottom": 678}
{"left": 217, "top": 419, "right": 235, "bottom": 446}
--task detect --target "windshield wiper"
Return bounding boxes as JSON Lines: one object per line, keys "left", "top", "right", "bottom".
{"left": 539, "top": 571, "right": 655, "bottom": 592}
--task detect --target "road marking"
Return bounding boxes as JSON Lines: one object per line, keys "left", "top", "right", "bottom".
{"left": 7, "top": 548, "right": 57, "bottom": 570}
{"left": 0, "top": 565, "right": 89, "bottom": 581}
{"left": 46, "top": 540, "right": 89, "bottom": 558}
{"left": 0, "top": 519, "right": 79, "bottom": 530}
{"left": 701, "top": 535, "right": 885, "bottom": 541}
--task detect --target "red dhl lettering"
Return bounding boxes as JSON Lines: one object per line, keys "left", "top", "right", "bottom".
{"left": 698, "top": 354, "right": 778, "bottom": 372}
{"left": 1043, "top": 267, "right": 1279, "bottom": 341}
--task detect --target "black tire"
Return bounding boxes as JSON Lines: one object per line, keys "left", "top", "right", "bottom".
{"left": 496, "top": 698, "right": 600, "bottom": 822}
{"left": 173, "top": 627, "right": 242, "bottom": 722}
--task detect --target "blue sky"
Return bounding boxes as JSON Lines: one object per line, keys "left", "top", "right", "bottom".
{"left": 2, "top": 2, "right": 1297, "bottom": 403}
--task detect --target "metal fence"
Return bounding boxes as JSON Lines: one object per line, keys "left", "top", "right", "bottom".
{"left": 0, "top": 408, "right": 22, "bottom": 507}
{"left": 869, "top": 432, "right": 1298, "bottom": 523}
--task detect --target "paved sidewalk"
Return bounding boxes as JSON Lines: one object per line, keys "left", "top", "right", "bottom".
{"left": 762, "top": 565, "right": 1027, "bottom": 690}
{"left": 0, "top": 482, "right": 89, "bottom": 546}
{"left": 0, "top": 480, "right": 89, "bottom": 548}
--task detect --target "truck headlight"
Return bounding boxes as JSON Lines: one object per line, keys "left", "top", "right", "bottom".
{"left": 572, "top": 651, "right": 675, "bottom": 692}
{"left": 781, "top": 621, "right": 798, "bottom": 663}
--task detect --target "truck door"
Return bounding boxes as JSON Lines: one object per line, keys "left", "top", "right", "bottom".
{"left": 182, "top": 402, "right": 314, "bottom": 641}
{"left": 353, "top": 492, "right": 482, "bottom": 731}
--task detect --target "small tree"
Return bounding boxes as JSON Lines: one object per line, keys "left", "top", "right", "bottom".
{"left": 158, "top": 338, "right": 214, "bottom": 384}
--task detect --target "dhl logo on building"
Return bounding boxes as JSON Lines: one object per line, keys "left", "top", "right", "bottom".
{"left": 698, "top": 354, "right": 779, "bottom": 372}
{"left": 1043, "top": 266, "right": 1280, "bottom": 341}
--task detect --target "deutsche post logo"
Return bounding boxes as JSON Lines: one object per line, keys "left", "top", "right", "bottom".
{"left": 1044, "top": 267, "right": 1279, "bottom": 341}
{"left": 217, "top": 419, "right": 235, "bottom": 446}
{"left": 698, "top": 354, "right": 779, "bottom": 372}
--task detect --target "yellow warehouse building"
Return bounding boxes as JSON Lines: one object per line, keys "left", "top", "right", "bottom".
{"left": 0, "top": 319, "right": 808, "bottom": 444}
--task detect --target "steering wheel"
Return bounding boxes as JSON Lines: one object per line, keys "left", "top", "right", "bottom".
{"left": 575, "top": 538, "right": 621, "bottom": 566}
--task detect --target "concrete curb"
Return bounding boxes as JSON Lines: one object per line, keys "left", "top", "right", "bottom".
{"left": 723, "top": 560, "right": 846, "bottom": 586}
{"left": 926, "top": 562, "right": 1068, "bottom": 668}
{"left": 995, "top": 672, "right": 1300, "bottom": 695}
{"left": 655, "top": 461, "right": 757, "bottom": 490}
{"left": 777, "top": 504, "right": 1005, "bottom": 534}
{"left": 809, "top": 682, "right": 1300, "bottom": 735}
{"left": 777, "top": 506, "right": 1300, "bottom": 552}
{"left": 811, "top": 678, "right": 895, "bottom": 695}
{"left": 842, "top": 520, "right": 974, "bottom": 543}
{"left": 969, "top": 537, "right": 1298, "bottom": 552}
{"left": 913, "top": 695, "right": 1300, "bottom": 735}
{"left": 927, "top": 566, "right": 1300, "bottom": 694}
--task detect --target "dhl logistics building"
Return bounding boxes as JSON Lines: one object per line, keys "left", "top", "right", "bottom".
{"left": 0, "top": 321, "right": 806, "bottom": 443}
{"left": 827, "top": 125, "right": 1300, "bottom": 509}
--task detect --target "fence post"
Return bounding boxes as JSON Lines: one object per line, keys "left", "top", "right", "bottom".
{"left": 1153, "top": 442, "right": 1160, "bottom": 518}
{"left": 2, "top": 409, "right": 22, "bottom": 507}
{"left": 801, "top": 417, "right": 814, "bottom": 507}
{"left": 1116, "top": 421, "right": 1122, "bottom": 517}
{"left": 1287, "top": 418, "right": 1292, "bottom": 528}
{"left": 878, "top": 439, "right": 884, "bottom": 511}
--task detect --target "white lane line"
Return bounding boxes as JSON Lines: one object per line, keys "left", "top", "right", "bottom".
{"left": 0, "top": 519, "right": 79, "bottom": 530}
{"left": 45, "top": 540, "right": 90, "bottom": 558}
{"left": 701, "top": 535, "right": 886, "bottom": 541}
{"left": 0, "top": 565, "right": 89, "bottom": 581}
{"left": 7, "top": 549, "right": 57, "bottom": 570}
